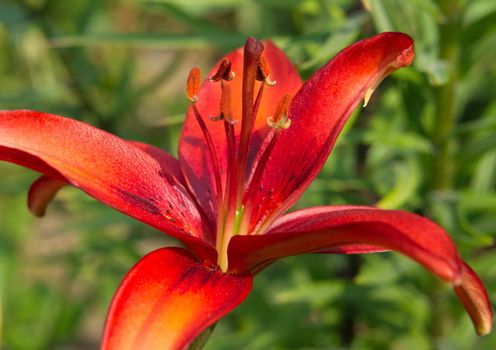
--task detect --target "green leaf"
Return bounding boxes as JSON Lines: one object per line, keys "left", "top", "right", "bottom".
{"left": 377, "top": 157, "right": 421, "bottom": 210}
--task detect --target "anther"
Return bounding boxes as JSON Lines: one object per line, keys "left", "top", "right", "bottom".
{"left": 220, "top": 83, "right": 237, "bottom": 124}
{"left": 210, "top": 81, "right": 238, "bottom": 124}
{"left": 209, "top": 58, "right": 235, "bottom": 82}
{"left": 256, "top": 56, "right": 276, "bottom": 86}
{"left": 186, "top": 67, "right": 201, "bottom": 103}
{"left": 267, "top": 94, "right": 292, "bottom": 129}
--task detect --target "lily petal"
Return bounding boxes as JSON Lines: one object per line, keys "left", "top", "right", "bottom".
{"left": 102, "top": 247, "right": 252, "bottom": 350}
{"left": 27, "top": 175, "right": 65, "bottom": 217}
{"left": 320, "top": 244, "right": 390, "bottom": 254}
{"left": 454, "top": 261, "right": 493, "bottom": 335}
{"left": 179, "top": 41, "right": 302, "bottom": 222}
{"left": 228, "top": 206, "right": 462, "bottom": 283}
{"left": 26, "top": 141, "right": 187, "bottom": 218}
{"left": 249, "top": 32, "right": 415, "bottom": 232}
{"left": 0, "top": 110, "right": 215, "bottom": 261}
{"left": 129, "top": 140, "right": 187, "bottom": 185}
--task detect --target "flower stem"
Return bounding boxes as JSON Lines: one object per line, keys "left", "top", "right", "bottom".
{"left": 431, "top": 0, "right": 462, "bottom": 191}
{"left": 428, "top": 0, "right": 463, "bottom": 340}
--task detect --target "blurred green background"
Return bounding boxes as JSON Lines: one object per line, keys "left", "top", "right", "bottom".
{"left": 1, "top": 0, "right": 495, "bottom": 349}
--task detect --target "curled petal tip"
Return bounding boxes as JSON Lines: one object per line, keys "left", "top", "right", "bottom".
{"left": 361, "top": 33, "right": 414, "bottom": 108}
{"left": 28, "top": 176, "right": 65, "bottom": 217}
{"left": 396, "top": 44, "right": 415, "bottom": 67}
{"left": 374, "top": 32, "right": 415, "bottom": 68}
{"left": 476, "top": 322, "right": 493, "bottom": 336}
{"left": 454, "top": 261, "right": 493, "bottom": 336}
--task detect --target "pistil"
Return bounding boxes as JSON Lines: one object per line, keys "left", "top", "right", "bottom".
{"left": 236, "top": 38, "right": 264, "bottom": 208}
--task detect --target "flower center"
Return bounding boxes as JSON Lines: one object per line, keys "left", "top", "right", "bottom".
{"left": 185, "top": 38, "right": 292, "bottom": 271}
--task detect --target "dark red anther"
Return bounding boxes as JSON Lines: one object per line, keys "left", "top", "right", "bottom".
{"left": 209, "top": 58, "right": 234, "bottom": 82}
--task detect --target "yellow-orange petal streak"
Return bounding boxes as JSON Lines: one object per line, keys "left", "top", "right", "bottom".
{"left": 102, "top": 247, "right": 252, "bottom": 350}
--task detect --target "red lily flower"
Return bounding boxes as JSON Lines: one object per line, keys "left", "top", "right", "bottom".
{"left": 0, "top": 33, "right": 492, "bottom": 349}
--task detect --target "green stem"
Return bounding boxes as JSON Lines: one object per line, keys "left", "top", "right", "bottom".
{"left": 427, "top": 0, "right": 464, "bottom": 341}
{"left": 188, "top": 323, "right": 217, "bottom": 350}
{"left": 431, "top": 0, "right": 462, "bottom": 191}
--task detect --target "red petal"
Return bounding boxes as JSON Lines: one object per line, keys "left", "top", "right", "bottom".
{"left": 228, "top": 206, "right": 462, "bottom": 282}
{"left": 26, "top": 141, "right": 189, "bottom": 218}
{"left": 454, "top": 261, "right": 493, "bottom": 336}
{"left": 179, "top": 41, "right": 302, "bottom": 222}
{"left": 0, "top": 110, "right": 215, "bottom": 261}
{"left": 320, "top": 244, "right": 390, "bottom": 254}
{"left": 28, "top": 175, "right": 65, "bottom": 217}
{"left": 249, "top": 32, "right": 415, "bottom": 232}
{"left": 129, "top": 140, "right": 186, "bottom": 186}
{"left": 102, "top": 247, "right": 252, "bottom": 350}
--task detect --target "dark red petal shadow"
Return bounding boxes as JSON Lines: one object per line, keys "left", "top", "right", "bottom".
{"left": 249, "top": 32, "right": 415, "bottom": 232}
{"left": 228, "top": 206, "right": 462, "bottom": 283}
{"left": 102, "top": 247, "right": 252, "bottom": 350}
{"left": 28, "top": 175, "right": 65, "bottom": 217}
{"left": 179, "top": 41, "right": 302, "bottom": 223}
{"left": 0, "top": 110, "right": 215, "bottom": 261}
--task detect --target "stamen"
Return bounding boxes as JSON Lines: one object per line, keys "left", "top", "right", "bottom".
{"left": 256, "top": 56, "right": 276, "bottom": 86}
{"left": 252, "top": 83, "right": 265, "bottom": 127}
{"left": 209, "top": 85, "right": 238, "bottom": 122}
{"left": 185, "top": 67, "right": 201, "bottom": 103}
{"left": 208, "top": 70, "right": 240, "bottom": 271}
{"left": 219, "top": 81, "right": 238, "bottom": 223}
{"left": 216, "top": 118, "right": 237, "bottom": 272}
{"left": 266, "top": 94, "right": 292, "bottom": 129}
{"left": 185, "top": 67, "right": 222, "bottom": 199}
{"left": 220, "top": 82, "right": 237, "bottom": 124}
{"left": 209, "top": 58, "right": 235, "bottom": 82}
{"left": 223, "top": 119, "right": 237, "bottom": 214}
{"left": 190, "top": 104, "right": 223, "bottom": 203}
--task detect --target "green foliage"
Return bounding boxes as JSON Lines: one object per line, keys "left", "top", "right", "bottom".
{"left": 1, "top": 0, "right": 495, "bottom": 348}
